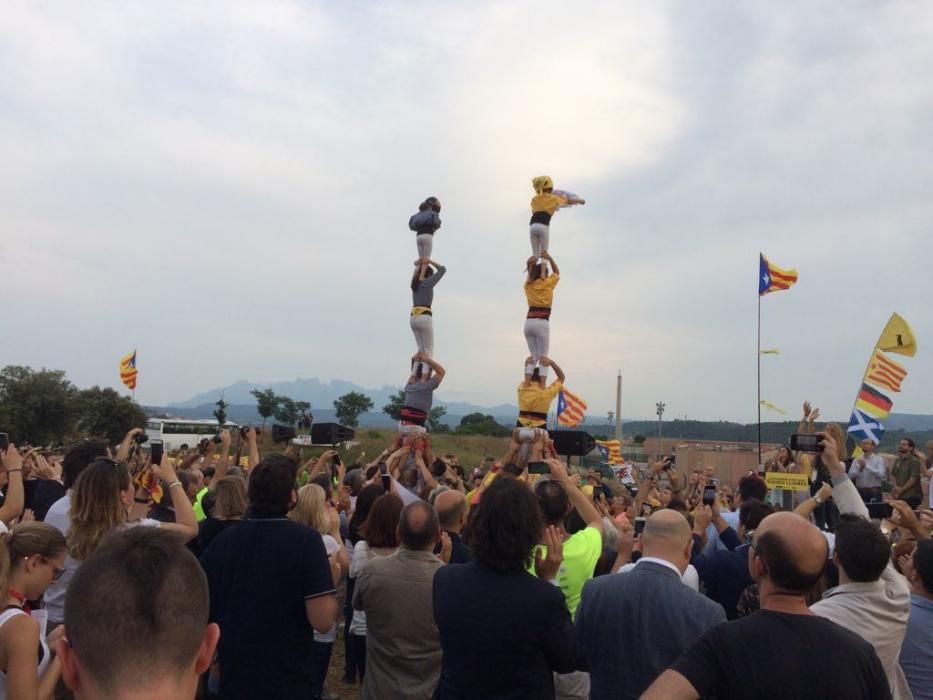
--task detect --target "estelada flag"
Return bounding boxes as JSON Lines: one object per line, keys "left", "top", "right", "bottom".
{"left": 855, "top": 383, "right": 893, "bottom": 420}
{"left": 119, "top": 350, "right": 138, "bottom": 391}
{"left": 557, "top": 388, "right": 587, "bottom": 427}
{"left": 759, "top": 254, "right": 798, "bottom": 296}
{"left": 865, "top": 350, "right": 907, "bottom": 393}
{"left": 596, "top": 439, "right": 623, "bottom": 465}
{"left": 876, "top": 313, "right": 917, "bottom": 357}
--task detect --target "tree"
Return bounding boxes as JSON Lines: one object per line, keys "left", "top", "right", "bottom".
{"left": 0, "top": 366, "right": 79, "bottom": 444}
{"left": 250, "top": 388, "right": 278, "bottom": 432}
{"left": 334, "top": 392, "right": 373, "bottom": 428}
{"left": 273, "top": 396, "right": 299, "bottom": 426}
{"left": 633, "top": 434, "right": 646, "bottom": 445}
{"left": 213, "top": 397, "right": 228, "bottom": 428}
{"left": 427, "top": 405, "right": 448, "bottom": 432}
{"left": 454, "top": 413, "right": 510, "bottom": 437}
{"left": 382, "top": 390, "right": 405, "bottom": 421}
{"left": 75, "top": 386, "right": 148, "bottom": 445}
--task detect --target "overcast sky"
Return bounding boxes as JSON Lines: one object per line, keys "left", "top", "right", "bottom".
{"left": 2, "top": 1, "right": 931, "bottom": 422}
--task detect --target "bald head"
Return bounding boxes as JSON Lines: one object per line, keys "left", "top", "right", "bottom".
{"left": 642, "top": 509, "right": 693, "bottom": 573}
{"left": 435, "top": 490, "right": 467, "bottom": 532}
{"left": 398, "top": 501, "right": 440, "bottom": 551}
{"left": 751, "top": 512, "right": 828, "bottom": 594}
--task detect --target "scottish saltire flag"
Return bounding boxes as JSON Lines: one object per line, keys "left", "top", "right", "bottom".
{"left": 119, "top": 350, "right": 138, "bottom": 391}
{"left": 847, "top": 408, "right": 885, "bottom": 445}
{"left": 557, "top": 388, "right": 587, "bottom": 427}
{"left": 759, "top": 254, "right": 798, "bottom": 296}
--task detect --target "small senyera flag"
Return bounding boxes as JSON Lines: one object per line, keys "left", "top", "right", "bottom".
{"left": 865, "top": 350, "right": 908, "bottom": 393}
{"left": 596, "top": 439, "right": 623, "bottom": 464}
{"left": 119, "top": 350, "right": 138, "bottom": 391}
{"left": 557, "top": 388, "right": 587, "bottom": 427}
{"left": 759, "top": 253, "right": 798, "bottom": 296}
{"left": 846, "top": 408, "right": 885, "bottom": 445}
{"left": 855, "top": 383, "right": 893, "bottom": 420}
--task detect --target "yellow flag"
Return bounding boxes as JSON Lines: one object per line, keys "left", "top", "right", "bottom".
{"left": 759, "top": 400, "right": 787, "bottom": 415}
{"left": 876, "top": 313, "right": 917, "bottom": 357}
{"left": 759, "top": 348, "right": 781, "bottom": 355}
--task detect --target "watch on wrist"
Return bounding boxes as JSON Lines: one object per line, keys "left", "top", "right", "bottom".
{"left": 814, "top": 495, "right": 823, "bottom": 505}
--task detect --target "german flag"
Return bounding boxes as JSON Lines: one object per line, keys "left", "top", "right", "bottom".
{"left": 865, "top": 350, "right": 907, "bottom": 393}
{"left": 759, "top": 253, "right": 798, "bottom": 296}
{"left": 855, "top": 383, "right": 893, "bottom": 420}
{"left": 557, "top": 388, "right": 587, "bottom": 427}
{"left": 119, "top": 350, "right": 138, "bottom": 391}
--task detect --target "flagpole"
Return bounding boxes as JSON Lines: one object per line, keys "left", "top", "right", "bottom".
{"left": 846, "top": 320, "right": 889, "bottom": 445}
{"left": 757, "top": 293, "right": 762, "bottom": 466}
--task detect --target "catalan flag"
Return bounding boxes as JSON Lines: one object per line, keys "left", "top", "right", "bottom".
{"left": 596, "top": 439, "right": 623, "bottom": 465}
{"left": 855, "top": 383, "right": 893, "bottom": 420}
{"left": 119, "top": 350, "right": 138, "bottom": 391}
{"left": 758, "top": 254, "right": 798, "bottom": 296}
{"left": 865, "top": 350, "right": 908, "bottom": 393}
{"left": 556, "top": 388, "right": 587, "bottom": 427}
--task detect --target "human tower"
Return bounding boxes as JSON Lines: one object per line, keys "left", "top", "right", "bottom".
{"left": 396, "top": 180, "right": 585, "bottom": 465}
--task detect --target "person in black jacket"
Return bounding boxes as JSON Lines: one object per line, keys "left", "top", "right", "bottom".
{"left": 433, "top": 476, "right": 579, "bottom": 699}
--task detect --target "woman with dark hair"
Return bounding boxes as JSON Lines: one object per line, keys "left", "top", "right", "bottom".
{"left": 346, "top": 492, "right": 403, "bottom": 684}
{"left": 409, "top": 258, "right": 446, "bottom": 377}
{"left": 765, "top": 445, "right": 797, "bottom": 510}
{"left": 433, "top": 478, "right": 578, "bottom": 699}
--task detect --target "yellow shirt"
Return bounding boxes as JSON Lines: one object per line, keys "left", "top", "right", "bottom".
{"left": 530, "top": 193, "right": 568, "bottom": 216}
{"left": 517, "top": 380, "right": 563, "bottom": 426}
{"left": 524, "top": 274, "right": 559, "bottom": 308}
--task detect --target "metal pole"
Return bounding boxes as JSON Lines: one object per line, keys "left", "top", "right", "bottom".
{"left": 614, "top": 371, "right": 622, "bottom": 442}
{"left": 758, "top": 294, "right": 762, "bottom": 466}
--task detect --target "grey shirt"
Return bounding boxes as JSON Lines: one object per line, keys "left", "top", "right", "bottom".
{"left": 404, "top": 375, "right": 440, "bottom": 412}
{"left": 353, "top": 548, "right": 444, "bottom": 700}
{"left": 412, "top": 265, "right": 446, "bottom": 308}
{"left": 409, "top": 209, "right": 441, "bottom": 234}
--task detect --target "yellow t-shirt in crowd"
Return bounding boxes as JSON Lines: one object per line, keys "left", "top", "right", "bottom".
{"left": 531, "top": 525, "right": 602, "bottom": 619}
{"left": 524, "top": 274, "right": 560, "bottom": 308}
{"left": 517, "top": 380, "right": 563, "bottom": 426}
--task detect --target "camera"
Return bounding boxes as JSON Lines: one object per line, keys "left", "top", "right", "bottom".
{"left": 790, "top": 434, "right": 822, "bottom": 453}
{"left": 212, "top": 434, "right": 223, "bottom": 444}
{"left": 133, "top": 433, "right": 149, "bottom": 445}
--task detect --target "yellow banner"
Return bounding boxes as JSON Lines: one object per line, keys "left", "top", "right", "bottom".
{"left": 765, "top": 472, "right": 810, "bottom": 491}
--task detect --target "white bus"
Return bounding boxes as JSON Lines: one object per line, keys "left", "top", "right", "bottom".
{"left": 145, "top": 418, "right": 240, "bottom": 452}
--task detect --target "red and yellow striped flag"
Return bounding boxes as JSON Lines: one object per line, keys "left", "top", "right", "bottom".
{"left": 557, "top": 388, "right": 587, "bottom": 427}
{"left": 119, "top": 350, "right": 138, "bottom": 391}
{"left": 865, "top": 349, "right": 907, "bottom": 393}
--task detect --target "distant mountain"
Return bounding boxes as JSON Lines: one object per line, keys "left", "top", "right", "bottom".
{"left": 169, "top": 378, "right": 402, "bottom": 411}
{"left": 886, "top": 413, "right": 933, "bottom": 432}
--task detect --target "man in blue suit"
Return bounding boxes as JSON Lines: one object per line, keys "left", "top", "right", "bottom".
{"left": 575, "top": 509, "right": 726, "bottom": 700}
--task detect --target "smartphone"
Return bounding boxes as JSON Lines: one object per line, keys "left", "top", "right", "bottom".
{"left": 867, "top": 502, "right": 893, "bottom": 520}
{"left": 665, "top": 455, "right": 676, "bottom": 469}
{"left": 379, "top": 462, "right": 391, "bottom": 492}
{"left": 790, "top": 433, "right": 822, "bottom": 453}
{"left": 634, "top": 517, "right": 647, "bottom": 536}
{"left": 703, "top": 479, "right": 718, "bottom": 506}
{"left": 528, "top": 462, "right": 549, "bottom": 475}
{"left": 150, "top": 439, "right": 164, "bottom": 466}
{"left": 0, "top": 433, "right": 8, "bottom": 452}
{"left": 211, "top": 434, "right": 223, "bottom": 444}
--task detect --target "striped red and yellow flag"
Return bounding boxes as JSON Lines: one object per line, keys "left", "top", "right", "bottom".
{"left": 119, "top": 350, "right": 138, "bottom": 391}
{"left": 759, "top": 253, "right": 798, "bottom": 296}
{"left": 865, "top": 349, "right": 907, "bottom": 393}
{"left": 557, "top": 388, "right": 587, "bottom": 427}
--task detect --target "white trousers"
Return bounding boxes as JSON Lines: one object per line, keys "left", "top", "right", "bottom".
{"left": 523, "top": 318, "right": 550, "bottom": 374}
{"left": 410, "top": 314, "right": 433, "bottom": 376}
{"left": 529, "top": 222, "right": 549, "bottom": 258}
{"left": 416, "top": 233, "right": 433, "bottom": 259}
{"left": 398, "top": 422, "right": 427, "bottom": 436}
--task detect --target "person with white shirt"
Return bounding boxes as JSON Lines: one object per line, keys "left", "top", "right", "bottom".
{"left": 850, "top": 438, "right": 887, "bottom": 503}
{"left": 575, "top": 509, "right": 726, "bottom": 700}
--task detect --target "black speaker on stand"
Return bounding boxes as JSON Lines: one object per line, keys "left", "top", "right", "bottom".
{"left": 310, "top": 422, "right": 356, "bottom": 446}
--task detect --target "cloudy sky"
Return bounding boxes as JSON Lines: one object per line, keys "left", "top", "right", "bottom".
{"left": 2, "top": 1, "right": 931, "bottom": 422}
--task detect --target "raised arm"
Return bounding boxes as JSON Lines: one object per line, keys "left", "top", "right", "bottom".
{"left": 214, "top": 430, "right": 232, "bottom": 481}
{"left": 818, "top": 432, "right": 868, "bottom": 519}
{"left": 794, "top": 482, "right": 833, "bottom": 519}
{"left": 542, "top": 252, "right": 559, "bottom": 275}
{"left": 417, "top": 354, "right": 446, "bottom": 384}
{"left": 546, "top": 459, "right": 602, "bottom": 529}
{"left": 415, "top": 452, "right": 438, "bottom": 491}
{"left": 245, "top": 427, "right": 260, "bottom": 470}
{"left": 114, "top": 427, "right": 145, "bottom": 463}
{"left": 421, "top": 262, "right": 446, "bottom": 288}
{"left": 541, "top": 356, "right": 565, "bottom": 384}
{"left": 151, "top": 455, "right": 198, "bottom": 542}
{"left": 0, "top": 446, "right": 25, "bottom": 526}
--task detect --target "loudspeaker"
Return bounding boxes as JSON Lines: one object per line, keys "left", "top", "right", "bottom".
{"left": 310, "top": 422, "right": 356, "bottom": 445}
{"left": 550, "top": 430, "right": 596, "bottom": 457}
{"left": 271, "top": 424, "right": 297, "bottom": 444}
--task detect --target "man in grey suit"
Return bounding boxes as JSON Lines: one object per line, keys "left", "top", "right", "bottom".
{"left": 575, "top": 509, "right": 726, "bottom": 699}
{"left": 353, "top": 500, "right": 450, "bottom": 700}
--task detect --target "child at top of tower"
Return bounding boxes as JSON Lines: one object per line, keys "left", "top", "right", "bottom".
{"left": 409, "top": 196, "right": 442, "bottom": 264}
{"left": 529, "top": 176, "right": 585, "bottom": 259}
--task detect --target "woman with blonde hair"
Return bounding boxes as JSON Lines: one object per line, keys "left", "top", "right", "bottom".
{"left": 0, "top": 522, "right": 68, "bottom": 699}
{"left": 289, "top": 484, "right": 349, "bottom": 700}
{"left": 46, "top": 456, "right": 198, "bottom": 624}
{"left": 198, "top": 476, "right": 247, "bottom": 552}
